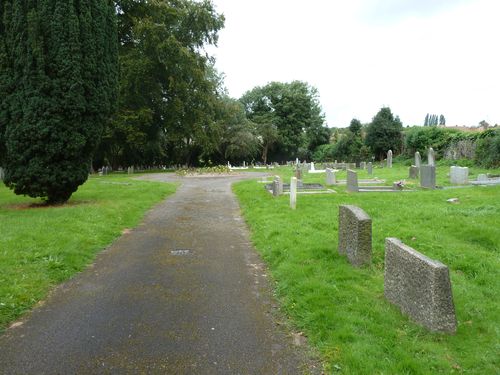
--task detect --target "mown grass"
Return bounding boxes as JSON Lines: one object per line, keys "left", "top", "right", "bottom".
{"left": 234, "top": 164, "right": 500, "bottom": 374}
{"left": 0, "top": 174, "right": 176, "bottom": 333}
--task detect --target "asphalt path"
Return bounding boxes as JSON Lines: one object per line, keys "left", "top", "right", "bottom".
{"left": 0, "top": 173, "right": 318, "bottom": 374}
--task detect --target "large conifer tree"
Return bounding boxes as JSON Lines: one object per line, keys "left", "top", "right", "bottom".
{"left": 0, "top": 1, "right": 117, "bottom": 203}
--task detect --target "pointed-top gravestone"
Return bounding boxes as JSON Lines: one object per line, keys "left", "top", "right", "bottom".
{"left": 415, "top": 151, "right": 422, "bottom": 168}
{"left": 310, "top": 162, "right": 315, "bottom": 171}
{"left": 428, "top": 148, "right": 435, "bottom": 166}
{"left": 387, "top": 150, "right": 393, "bottom": 168}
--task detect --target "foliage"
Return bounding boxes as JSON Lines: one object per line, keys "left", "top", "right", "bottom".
{"left": 424, "top": 113, "right": 445, "bottom": 126}
{"left": 0, "top": 176, "right": 176, "bottom": 332}
{"left": 365, "top": 107, "right": 403, "bottom": 159}
{"left": 234, "top": 164, "right": 500, "bottom": 374}
{"left": 475, "top": 129, "right": 500, "bottom": 168}
{"left": 348, "top": 118, "right": 362, "bottom": 135}
{"left": 240, "top": 81, "right": 328, "bottom": 162}
{"left": 0, "top": 1, "right": 118, "bottom": 203}
{"left": 98, "top": 0, "right": 225, "bottom": 167}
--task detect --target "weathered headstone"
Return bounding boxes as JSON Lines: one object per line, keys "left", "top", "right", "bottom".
{"left": 243, "top": 161, "right": 246, "bottom": 167}
{"left": 420, "top": 165, "right": 436, "bottom": 189}
{"left": 387, "top": 150, "right": 393, "bottom": 168}
{"left": 384, "top": 238, "right": 457, "bottom": 333}
{"left": 0, "top": 167, "right": 4, "bottom": 181}
{"left": 367, "top": 162, "right": 373, "bottom": 175}
{"left": 290, "top": 177, "right": 297, "bottom": 209}
{"left": 415, "top": 151, "right": 422, "bottom": 168}
{"left": 326, "top": 168, "right": 336, "bottom": 185}
{"left": 295, "top": 157, "right": 299, "bottom": 165}
{"left": 310, "top": 162, "right": 315, "bottom": 171}
{"left": 360, "top": 161, "right": 366, "bottom": 170}
{"left": 274, "top": 175, "right": 283, "bottom": 195}
{"left": 477, "top": 174, "right": 488, "bottom": 182}
{"left": 346, "top": 169, "right": 359, "bottom": 192}
{"left": 294, "top": 167, "right": 302, "bottom": 181}
{"left": 409, "top": 165, "right": 419, "bottom": 179}
{"left": 428, "top": 147, "right": 435, "bottom": 166}
{"left": 450, "top": 166, "right": 469, "bottom": 185}
{"left": 338, "top": 205, "right": 372, "bottom": 267}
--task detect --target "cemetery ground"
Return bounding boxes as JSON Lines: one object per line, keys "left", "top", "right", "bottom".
{"left": 0, "top": 175, "right": 176, "bottom": 333}
{"left": 234, "top": 163, "right": 499, "bottom": 374}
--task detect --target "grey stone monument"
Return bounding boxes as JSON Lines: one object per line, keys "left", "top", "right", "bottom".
{"left": 0, "top": 167, "right": 4, "bottom": 181}
{"left": 326, "top": 168, "right": 336, "bottom": 185}
{"left": 415, "top": 151, "right": 422, "bottom": 168}
{"left": 367, "top": 162, "right": 373, "bottom": 175}
{"left": 338, "top": 205, "right": 372, "bottom": 267}
{"left": 409, "top": 165, "right": 419, "bottom": 179}
{"left": 387, "top": 150, "right": 393, "bottom": 168}
{"left": 428, "top": 147, "right": 435, "bottom": 166}
{"left": 290, "top": 177, "right": 297, "bottom": 209}
{"left": 384, "top": 238, "right": 457, "bottom": 333}
{"left": 360, "top": 161, "right": 366, "bottom": 170}
{"left": 450, "top": 166, "right": 469, "bottom": 185}
{"left": 346, "top": 169, "right": 359, "bottom": 192}
{"left": 294, "top": 167, "right": 302, "bottom": 181}
{"left": 477, "top": 174, "right": 488, "bottom": 182}
{"left": 274, "top": 175, "right": 283, "bottom": 195}
{"left": 420, "top": 165, "right": 436, "bottom": 189}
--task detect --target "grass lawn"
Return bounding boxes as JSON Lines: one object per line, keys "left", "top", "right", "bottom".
{"left": 234, "top": 163, "right": 500, "bottom": 374}
{"left": 0, "top": 174, "right": 176, "bottom": 333}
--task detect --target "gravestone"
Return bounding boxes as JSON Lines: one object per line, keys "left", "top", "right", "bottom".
{"left": 310, "top": 162, "right": 315, "bottom": 171}
{"left": 415, "top": 151, "right": 422, "bottom": 168}
{"left": 450, "top": 166, "right": 469, "bottom": 185}
{"left": 477, "top": 174, "right": 488, "bottom": 182}
{"left": 0, "top": 167, "right": 4, "bottom": 181}
{"left": 274, "top": 175, "right": 283, "bottom": 195}
{"left": 326, "top": 168, "right": 336, "bottom": 185}
{"left": 360, "top": 161, "right": 366, "bottom": 170}
{"left": 367, "top": 162, "right": 373, "bottom": 175}
{"left": 294, "top": 167, "right": 302, "bottom": 181}
{"left": 243, "top": 161, "right": 246, "bottom": 167}
{"left": 346, "top": 169, "right": 359, "bottom": 192}
{"left": 384, "top": 238, "right": 457, "bottom": 333}
{"left": 290, "top": 177, "right": 297, "bottom": 209}
{"left": 428, "top": 147, "right": 435, "bottom": 166}
{"left": 420, "top": 165, "right": 436, "bottom": 189}
{"left": 387, "top": 150, "right": 393, "bottom": 168}
{"left": 409, "top": 165, "right": 419, "bottom": 179}
{"left": 338, "top": 205, "right": 372, "bottom": 267}
{"left": 295, "top": 157, "right": 299, "bottom": 165}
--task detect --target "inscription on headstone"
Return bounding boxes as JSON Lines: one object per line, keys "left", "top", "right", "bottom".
{"left": 384, "top": 238, "right": 457, "bottom": 333}
{"left": 338, "top": 205, "right": 372, "bottom": 267}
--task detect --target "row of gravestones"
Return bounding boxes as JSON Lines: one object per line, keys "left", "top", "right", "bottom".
{"left": 338, "top": 204, "right": 457, "bottom": 334}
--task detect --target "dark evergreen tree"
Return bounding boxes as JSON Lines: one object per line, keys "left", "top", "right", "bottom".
{"left": 365, "top": 107, "right": 403, "bottom": 159}
{"left": 0, "top": 1, "right": 118, "bottom": 203}
{"left": 349, "top": 118, "right": 362, "bottom": 135}
{"left": 439, "top": 114, "right": 446, "bottom": 125}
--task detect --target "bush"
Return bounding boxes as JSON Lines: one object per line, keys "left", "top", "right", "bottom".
{"left": 475, "top": 130, "right": 500, "bottom": 168}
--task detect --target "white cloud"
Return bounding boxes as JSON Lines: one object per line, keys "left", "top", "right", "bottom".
{"left": 209, "top": 0, "right": 500, "bottom": 127}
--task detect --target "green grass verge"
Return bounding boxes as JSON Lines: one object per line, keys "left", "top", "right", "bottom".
{"left": 0, "top": 174, "right": 176, "bottom": 333}
{"left": 234, "top": 164, "right": 500, "bottom": 374}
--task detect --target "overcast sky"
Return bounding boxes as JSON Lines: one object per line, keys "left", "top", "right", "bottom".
{"left": 208, "top": 0, "right": 499, "bottom": 128}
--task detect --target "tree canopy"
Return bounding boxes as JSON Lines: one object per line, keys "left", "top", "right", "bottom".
{"left": 0, "top": 0, "right": 118, "bottom": 203}
{"left": 365, "top": 107, "right": 403, "bottom": 160}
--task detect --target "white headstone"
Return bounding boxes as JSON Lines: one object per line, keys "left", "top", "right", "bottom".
{"left": 290, "top": 177, "right": 297, "bottom": 210}
{"left": 415, "top": 152, "right": 422, "bottom": 168}
{"left": 310, "top": 162, "right": 315, "bottom": 171}
{"left": 428, "top": 148, "right": 435, "bottom": 166}
{"left": 326, "top": 168, "right": 336, "bottom": 185}
{"left": 450, "top": 166, "right": 469, "bottom": 185}
{"left": 387, "top": 150, "right": 393, "bottom": 168}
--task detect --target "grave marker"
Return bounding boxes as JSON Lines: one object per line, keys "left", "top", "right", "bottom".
{"left": 367, "top": 162, "right": 373, "bottom": 175}
{"left": 450, "top": 166, "right": 469, "bottom": 185}
{"left": 420, "top": 165, "right": 436, "bottom": 189}
{"left": 428, "top": 147, "right": 435, "bottom": 166}
{"left": 415, "top": 151, "right": 421, "bottom": 168}
{"left": 409, "top": 165, "right": 419, "bottom": 179}
{"left": 387, "top": 150, "right": 393, "bottom": 168}
{"left": 338, "top": 205, "right": 372, "bottom": 267}
{"left": 326, "top": 168, "right": 336, "bottom": 185}
{"left": 346, "top": 169, "right": 359, "bottom": 192}
{"left": 384, "top": 238, "right": 457, "bottom": 333}
{"left": 290, "top": 177, "right": 297, "bottom": 209}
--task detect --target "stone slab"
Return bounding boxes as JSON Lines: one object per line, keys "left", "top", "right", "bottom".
{"left": 384, "top": 238, "right": 457, "bottom": 333}
{"left": 420, "top": 165, "right": 436, "bottom": 189}
{"left": 338, "top": 205, "right": 372, "bottom": 267}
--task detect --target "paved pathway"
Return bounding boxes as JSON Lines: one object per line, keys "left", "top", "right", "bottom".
{"left": 0, "top": 173, "right": 317, "bottom": 374}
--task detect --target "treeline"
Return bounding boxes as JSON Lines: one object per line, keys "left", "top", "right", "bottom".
{"left": 313, "top": 108, "right": 500, "bottom": 168}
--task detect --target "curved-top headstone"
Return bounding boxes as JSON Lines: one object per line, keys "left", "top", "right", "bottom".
{"left": 415, "top": 151, "right": 421, "bottom": 168}
{"left": 428, "top": 148, "right": 435, "bottom": 166}
{"left": 338, "top": 205, "right": 372, "bottom": 267}
{"left": 387, "top": 150, "right": 393, "bottom": 168}
{"left": 384, "top": 238, "right": 457, "bottom": 333}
